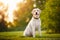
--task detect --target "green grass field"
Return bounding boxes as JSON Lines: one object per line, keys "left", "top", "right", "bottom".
{"left": 0, "top": 31, "right": 60, "bottom": 40}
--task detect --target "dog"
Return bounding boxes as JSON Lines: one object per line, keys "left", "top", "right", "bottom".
{"left": 23, "top": 8, "right": 41, "bottom": 37}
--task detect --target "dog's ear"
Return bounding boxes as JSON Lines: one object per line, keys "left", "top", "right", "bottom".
{"left": 37, "top": 8, "right": 41, "bottom": 14}
{"left": 39, "top": 9, "right": 41, "bottom": 14}
{"left": 31, "top": 9, "right": 34, "bottom": 14}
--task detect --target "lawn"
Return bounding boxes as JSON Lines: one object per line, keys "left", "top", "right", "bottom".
{"left": 0, "top": 31, "right": 60, "bottom": 40}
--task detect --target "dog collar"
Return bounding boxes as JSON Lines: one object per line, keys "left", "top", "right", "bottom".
{"left": 33, "top": 17, "right": 39, "bottom": 19}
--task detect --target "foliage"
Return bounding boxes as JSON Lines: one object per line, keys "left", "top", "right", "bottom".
{"left": 41, "top": 0, "right": 60, "bottom": 33}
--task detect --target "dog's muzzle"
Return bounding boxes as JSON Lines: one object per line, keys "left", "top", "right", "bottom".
{"left": 33, "top": 12, "right": 39, "bottom": 19}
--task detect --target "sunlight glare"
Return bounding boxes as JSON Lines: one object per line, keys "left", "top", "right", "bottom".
{"left": 0, "top": 0, "right": 24, "bottom": 23}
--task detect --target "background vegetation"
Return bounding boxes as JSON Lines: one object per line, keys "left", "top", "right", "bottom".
{"left": 0, "top": 0, "right": 60, "bottom": 34}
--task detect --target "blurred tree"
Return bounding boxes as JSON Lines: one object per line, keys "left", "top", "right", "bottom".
{"left": 8, "top": 0, "right": 34, "bottom": 31}
{"left": 41, "top": 0, "right": 60, "bottom": 33}
{"left": 0, "top": 10, "right": 7, "bottom": 32}
{"left": 0, "top": 2, "right": 8, "bottom": 32}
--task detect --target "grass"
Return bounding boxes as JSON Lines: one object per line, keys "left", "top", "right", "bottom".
{"left": 0, "top": 31, "right": 60, "bottom": 40}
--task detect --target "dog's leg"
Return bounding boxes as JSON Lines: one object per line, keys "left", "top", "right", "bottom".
{"left": 32, "top": 24, "right": 35, "bottom": 37}
{"left": 38, "top": 25, "right": 42, "bottom": 37}
{"left": 32, "top": 28, "right": 35, "bottom": 37}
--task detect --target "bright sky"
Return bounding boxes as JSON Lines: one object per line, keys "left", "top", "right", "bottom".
{"left": 0, "top": 0, "right": 24, "bottom": 23}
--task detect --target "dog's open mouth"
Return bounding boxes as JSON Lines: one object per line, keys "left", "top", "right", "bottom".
{"left": 36, "top": 12, "right": 38, "bottom": 15}
{"left": 36, "top": 12, "right": 39, "bottom": 15}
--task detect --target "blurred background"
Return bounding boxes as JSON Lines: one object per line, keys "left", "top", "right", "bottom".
{"left": 0, "top": 0, "right": 60, "bottom": 34}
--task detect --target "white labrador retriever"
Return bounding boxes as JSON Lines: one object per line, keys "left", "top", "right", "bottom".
{"left": 23, "top": 8, "right": 41, "bottom": 37}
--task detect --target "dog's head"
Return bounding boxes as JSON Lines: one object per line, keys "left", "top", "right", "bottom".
{"left": 31, "top": 8, "right": 41, "bottom": 19}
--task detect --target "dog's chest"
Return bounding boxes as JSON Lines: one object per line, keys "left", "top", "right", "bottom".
{"left": 33, "top": 19, "right": 40, "bottom": 27}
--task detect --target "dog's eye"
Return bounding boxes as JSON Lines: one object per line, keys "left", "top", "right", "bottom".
{"left": 33, "top": 10, "right": 36, "bottom": 12}
{"left": 37, "top": 10, "right": 39, "bottom": 11}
